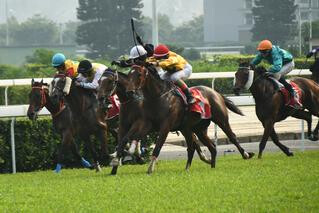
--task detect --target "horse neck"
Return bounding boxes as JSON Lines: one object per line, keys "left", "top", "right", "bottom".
{"left": 142, "top": 71, "right": 166, "bottom": 99}
{"left": 66, "top": 84, "right": 86, "bottom": 113}
{"left": 249, "top": 72, "right": 275, "bottom": 103}
{"left": 44, "top": 90, "right": 62, "bottom": 115}
{"left": 116, "top": 74, "right": 131, "bottom": 103}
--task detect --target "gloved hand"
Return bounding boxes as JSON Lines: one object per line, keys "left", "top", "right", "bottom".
{"left": 264, "top": 72, "right": 273, "bottom": 78}
{"left": 249, "top": 64, "right": 255, "bottom": 70}
{"left": 306, "top": 53, "right": 313, "bottom": 58}
{"left": 111, "top": 60, "right": 120, "bottom": 66}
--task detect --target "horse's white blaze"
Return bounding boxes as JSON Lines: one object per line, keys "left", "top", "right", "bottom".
{"left": 244, "top": 70, "right": 254, "bottom": 90}
{"left": 63, "top": 77, "right": 72, "bottom": 95}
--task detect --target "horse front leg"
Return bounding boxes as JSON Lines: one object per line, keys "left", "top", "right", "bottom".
{"left": 84, "top": 135, "right": 102, "bottom": 172}
{"left": 259, "top": 120, "right": 274, "bottom": 159}
{"left": 54, "top": 130, "right": 73, "bottom": 173}
{"left": 180, "top": 130, "right": 197, "bottom": 171}
{"left": 269, "top": 128, "right": 293, "bottom": 157}
{"left": 148, "top": 125, "right": 170, "bottom": 174}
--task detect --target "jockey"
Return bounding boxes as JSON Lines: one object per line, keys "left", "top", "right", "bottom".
{"left": 250, "top": 40, "right": 302, "bottom": 109}
{"left": 51, "top": 53, "right": 79, "bottom": 78}
{"left": 151, "top": 44, "right": 195, "bottom": 104}
{"left": 306, "top": 48, "right": 319, "bottom": 82}
{"left": 111, "top": 45, "right": 149, "bottom": 67}
{"left": 75, "top": 59, "right": 107, "bottom": 90}
{"left": 306, "top": 47, "right": 319, "bottom": 59}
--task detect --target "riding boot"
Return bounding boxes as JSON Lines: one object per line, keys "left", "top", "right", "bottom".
{"left": 279, "top": 77, "right": 302, "bottom": 108}
{"left": 175, "top": 79, "right": 195, "bottom": 104}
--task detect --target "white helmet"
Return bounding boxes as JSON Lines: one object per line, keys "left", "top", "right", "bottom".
{"left": 129, "top": 45, "right": 147, "bottom": 59}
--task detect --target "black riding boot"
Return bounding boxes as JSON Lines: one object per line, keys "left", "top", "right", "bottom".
{"left": 183, "top": 88, "right": 196, "bottom": 104}
{"left": 279, "top": 77, "right": 294, "bottom": 97}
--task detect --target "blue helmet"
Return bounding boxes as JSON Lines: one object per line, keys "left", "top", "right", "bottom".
{"left": 52, "top": 53, "right": 66, "bottom": 67}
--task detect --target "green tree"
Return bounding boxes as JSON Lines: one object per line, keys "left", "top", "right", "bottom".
{"left": 76, "top": 0, "right": 144, "bottom": 59}
{"left": 251, "top": 0, "right": 297, "bottom": 46}
{"left": 12, "top": 14, "right": 59, "bottom": 45}
{"left": 0, "top": 16, "right": 19, "bottom": 46}
{"left": 25, "top": 49, "right": 55, "bottom": 65}
{"left": 172, "top": 15, "right": 204, "bottom": 44}
{"left": 62, "top": 21, "right": 80, "bottom": 45}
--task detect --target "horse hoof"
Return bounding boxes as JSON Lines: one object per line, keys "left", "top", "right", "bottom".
{"left": 248, "top": 152, "right": 255, "bottom": 159}
{"left": 287, "top": 152, "right": 294, "bottom": 157}
{"left": 110, "top": 166, "right": 118, "bottom": 175}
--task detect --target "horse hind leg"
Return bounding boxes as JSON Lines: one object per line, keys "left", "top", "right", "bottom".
{"left": 214, "top": 118, "right": 254, "bottom": 159}
{"left": 269, "top": 128, "right": 293, "bottom": 157}
{"left": 193, "top": 129, "right": 217, "bottom": 168}
{"left": 291, "top": 110, "right": 315, "bottom": 140}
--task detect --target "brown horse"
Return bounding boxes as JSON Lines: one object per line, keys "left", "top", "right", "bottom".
{"left": 27, "top": 79, "right": 94, "bottom": 172}
{"left": 233, "top": 62, "right": 319, "bottom": 158}
{"left": 126, "top": 64, "right": 254, "bottom": 174}
{"left": 49, "top": 74, "right": 109, "bottom": 171}
{"left": 97, "top": 69, "right": 212, "bottom": 175}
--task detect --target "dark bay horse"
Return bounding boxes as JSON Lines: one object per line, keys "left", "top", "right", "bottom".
{"left": 97, "top": 69, "right": 212, "bottom": 175}
{"left": 233, "top": 62, "right": 319, "bottom": 158}
{"left": 49, "top": 74, "right": 110, "bottom": 171}
{"left": 27, "top": 79, "right": 93, "bottom": 172}
{"left": 126, "top": 64, "right": 254, "bottom": 174}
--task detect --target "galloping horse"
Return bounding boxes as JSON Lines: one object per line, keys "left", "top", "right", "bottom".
{"left": 27, "top": 79, "right": 93, "bottom": 172}
{"left": 126, "top": 64, "right": 254, "bottom": 174}
{"left": 97, "top": 69, "right": 212, "bottom": 175}
{"left": 233, "top": 62, "right": 319, "bottom": 158}
{"left": 49, "top": 74, "right": 109, "bottom": 170}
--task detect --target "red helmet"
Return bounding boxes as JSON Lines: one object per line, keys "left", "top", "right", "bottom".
{"left": 154, "top": 44, "right": 169, "bottom": 57}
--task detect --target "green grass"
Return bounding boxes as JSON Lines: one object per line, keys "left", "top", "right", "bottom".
{"left": 1, "top": 151, "right": 319, "bottom": 213}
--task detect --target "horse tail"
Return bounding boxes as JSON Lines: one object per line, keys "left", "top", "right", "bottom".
{"left": 222, "top": 95, "right": 244, "bottom": 116}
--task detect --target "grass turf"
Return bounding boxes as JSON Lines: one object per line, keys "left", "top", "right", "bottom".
{"left": 0, "top": 150, "right": 318, "bottom": 212}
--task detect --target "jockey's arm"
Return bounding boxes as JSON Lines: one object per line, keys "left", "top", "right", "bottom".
{"left": 76, "top": 73, "right": 86, "bottom": 82}
{"left": 268, "top": 54, "right": 283, "bottom": 73}
{"left": 78, "top": 65, "right": 106, "bottom": 90}
{"left": 251, "top": 54, "right": 262, "bottom": 66}
{"left": 158, "top": 56, "right": 179, "bottom": 70}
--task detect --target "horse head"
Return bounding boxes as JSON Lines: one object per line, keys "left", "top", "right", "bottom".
{"left": 27, "top": 79, "right": 48, "bottom": 120}
{"left": 233, "top": 62, "right": 255, "bottom": 95}
{"left": 126, "top": 65, "right": 148, "bottom": 95}
{"left": 98, "top": 68, "right": 118, "bottom": 109}
{"left": 49, "top": 73, "right": 71, "bottom": 106}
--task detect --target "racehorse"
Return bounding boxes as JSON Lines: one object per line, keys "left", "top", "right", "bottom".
{"left": 233, "top": 62, "right": 319, "bottom": 158}
{"left": 49, "top": 74, "right": 110, "bottom": 170}
{"left": 27, "top": 79, "right": 94, "bottom": 172}
{"left": 126, "top": 64, "right": 254, "bottom": 174}
{"left": 97, "top": 69, "right": 213, "bottom": 175}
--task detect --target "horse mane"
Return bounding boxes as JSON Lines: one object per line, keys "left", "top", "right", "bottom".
{"left": 145, "top": 63, "right": 175, "bottom": 90}
{"left": 32, "top": 81, "right": 49, "bottom": 87}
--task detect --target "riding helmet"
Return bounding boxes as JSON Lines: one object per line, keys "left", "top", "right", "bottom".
{"left": 129, "top": 45, "right": 147, "bottom": 59}
{"left": 154, "top": 44, "right": 170, "bottom": 57}
{"left": 78, "top": 60, "right": 93, "bottom": 74}
{"left": 52, "top": 53, "right": 66, "bottom": 67}
{"left": 257, "top": 40, "right": 272, "bottom": 50}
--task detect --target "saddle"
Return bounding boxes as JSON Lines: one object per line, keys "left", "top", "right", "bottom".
{"left": 173, "top": 87, "right": 211, "bottom": 119}
{"left": 267, "top": 77, "right": 302, "bottom": 108}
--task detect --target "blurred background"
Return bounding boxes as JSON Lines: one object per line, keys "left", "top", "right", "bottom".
{"left": 0, "top": 0, "right": 317, "bottom": 65}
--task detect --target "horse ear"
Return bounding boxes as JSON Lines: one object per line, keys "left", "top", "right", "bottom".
{"left": 238, "top": 59, "right": 250, "bottom": 67}
{"left": 31, "top": 78, "right": 34, "bottom": 86}
{"left": 41, "top": 79, "right": 43, "bottom": 84}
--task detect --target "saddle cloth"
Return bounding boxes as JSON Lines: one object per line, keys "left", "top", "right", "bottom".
{"left": 175, "top": 88, "right": 211, "bottom": 119}
{"left": 279, "top": 81, "right": 302, "bottom": 107}
{"left": 107, "top": 94, "right": 120, "bottom": 119}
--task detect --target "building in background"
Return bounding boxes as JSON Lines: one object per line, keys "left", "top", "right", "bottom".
{"left": 204, "top": 0, "right": 319, "bottom": 43}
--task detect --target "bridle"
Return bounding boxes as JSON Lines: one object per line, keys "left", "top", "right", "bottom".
{"left": 100, "top": 69, "right": 119, "bottom": 97}
{"left": 35, "top": 81, "right": 65, "bottom": 117}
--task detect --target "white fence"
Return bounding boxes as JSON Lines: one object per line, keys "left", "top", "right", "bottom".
{"left": 0, "top": 69, "right": 312, "bottom": 173}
